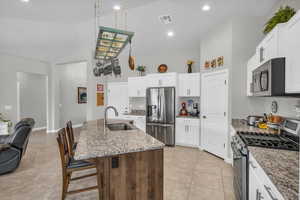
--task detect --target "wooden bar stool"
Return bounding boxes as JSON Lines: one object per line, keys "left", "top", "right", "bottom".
{"left": 56, "top": 128, "right": 100, "bottom": 200}
{"left": 65, "top": 121, "right": 77, "bottom": 156}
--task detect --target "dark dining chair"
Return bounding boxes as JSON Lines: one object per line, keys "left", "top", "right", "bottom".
{"left": 65, "top": 121, "right": 77, "bottom": 156}
{"left": 56, "top": 128, "right": 100, "bottom": 200}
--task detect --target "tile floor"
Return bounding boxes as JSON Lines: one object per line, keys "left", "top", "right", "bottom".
{"left": 0, "top": 129, "right": 236, "bottom": 200}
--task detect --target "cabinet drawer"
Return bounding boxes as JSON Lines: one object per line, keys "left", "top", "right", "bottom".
{"left": 249, "top": 153, "right": 284, "bottom": 200}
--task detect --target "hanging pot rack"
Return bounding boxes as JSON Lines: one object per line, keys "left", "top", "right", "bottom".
{"left": 95, "top": 26, "right": 134, "bottom": 61}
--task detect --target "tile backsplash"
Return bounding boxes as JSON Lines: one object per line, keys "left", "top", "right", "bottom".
{"left": 260, "top": 97, "right": 300, "bottom": 119}
{"left": 129, "top": 97, "right": 146, "bottom": 111}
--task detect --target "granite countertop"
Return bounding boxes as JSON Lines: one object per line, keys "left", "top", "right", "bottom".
{"left": 232, "top": 119, "right": 278, "bottom": 134}
{"left": 74, "top": 119, "right": 164, "bottom": 160}
{"left": 249, "top": 147, "right": 299, "bottom": 200}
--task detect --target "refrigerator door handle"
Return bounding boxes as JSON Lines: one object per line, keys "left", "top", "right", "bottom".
{"left": 158, "top": 94, "right": 161, "bottom": 120}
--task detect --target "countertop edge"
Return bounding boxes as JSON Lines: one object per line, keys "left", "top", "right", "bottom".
{"left": 76, "top": 146, "right": 164, "bottom": 160}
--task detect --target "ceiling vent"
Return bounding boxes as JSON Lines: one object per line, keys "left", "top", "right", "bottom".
{"left": 159, "top": 15, "right": 173, "bottom": 25}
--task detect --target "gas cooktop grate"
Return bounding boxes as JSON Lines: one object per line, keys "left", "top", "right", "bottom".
{"left": 237, "top": 132, "right": 299, "bottom": 151}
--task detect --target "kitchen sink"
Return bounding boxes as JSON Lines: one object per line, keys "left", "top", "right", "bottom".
{"left": 107, "top": 123, "right": 133, "bottom": 131}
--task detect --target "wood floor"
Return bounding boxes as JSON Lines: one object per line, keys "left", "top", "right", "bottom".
{"left": 0, "top": 128, "right": 236, "bottom": 200}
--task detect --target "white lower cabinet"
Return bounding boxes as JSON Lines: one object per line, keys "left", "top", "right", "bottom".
{"left": 249, "top": 153, "right": 284, "bottom": 200}
{"left": 176, "top": 118, "right": 200, "bottom": 147}
{"left": 121, "top": 115, "right": 146, "bottom": 132}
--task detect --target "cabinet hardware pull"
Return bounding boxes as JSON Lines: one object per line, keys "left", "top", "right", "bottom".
{"left": 203, "top": 116, "right": 207, "bottom": 119}
{"left": 264, "top": 185, "right": 278, "bottom": 200}
{"left": 256, "top": 189, "right": 264, "bottom": 200}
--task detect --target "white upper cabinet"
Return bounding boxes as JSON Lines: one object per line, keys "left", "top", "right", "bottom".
{"left": 178, "top": 73, "right": 200, "bottom": 97}
{"left": 147, "top": 73, "right": 177, "bottom": 88}
{"left": 128, "top": 77, "right": 146, "bottom": 97}
{"left": 283, "top": 11, "right": 300, "bottom": 93}
{"left": 107, "top": 82, "right": 129, "bottom": 118}
{"left": 256, "top": 23, "right": 285, "bottom": 64}
{"left": 247, "top": 54, "right": 259, "bottom": 96}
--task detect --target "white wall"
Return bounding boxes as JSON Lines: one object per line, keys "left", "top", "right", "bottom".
{"left": 200, "top": 20, "right": 233, "bottom": 72}
{"left": 17, "top": 72, "right": 47, "bottom": 128}
{"left": 56, "top": 62, "right": 87, "bottom": 127}
{"left": 0, "top": 53, "right": 50, "bottom": 126}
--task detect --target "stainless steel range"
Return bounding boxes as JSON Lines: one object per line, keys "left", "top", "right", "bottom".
{"left": 231, "top": 119, "right": 300, "bottom": 200}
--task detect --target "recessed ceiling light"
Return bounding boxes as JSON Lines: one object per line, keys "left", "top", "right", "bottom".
{"left": 202, "top": 4, "right": 211, "bottom": 11}
{"left": 113, "top": 5, "right": 121, "bottom": 11}
{"left": 20, "top": 0, "right": 30, "bottom": 2}
{"left": 167, "top": 31, "right": 174, "bottom": 37}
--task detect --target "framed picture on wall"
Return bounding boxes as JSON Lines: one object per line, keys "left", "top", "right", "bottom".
{"left": 77, "top": 87, "right": 87, "bottom": 104}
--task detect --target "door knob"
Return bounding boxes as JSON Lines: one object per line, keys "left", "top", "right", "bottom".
{"left": 203, "top": 116, "right": 207, "bottom": 119}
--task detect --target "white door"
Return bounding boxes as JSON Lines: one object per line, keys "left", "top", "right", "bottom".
{"left": 201, "top": 70, "right": 228, "bottom": 159}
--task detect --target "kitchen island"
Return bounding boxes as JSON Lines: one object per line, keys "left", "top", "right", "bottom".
{"left": 74, "top": 119, "right": 165, "bottom": 200}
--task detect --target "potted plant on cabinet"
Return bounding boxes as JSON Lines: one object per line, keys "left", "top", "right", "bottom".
{"left": 264, "top": 6, "right": 296, "bottom": 34}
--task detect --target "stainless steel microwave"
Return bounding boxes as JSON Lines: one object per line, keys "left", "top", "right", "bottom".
{"left": 252, "top": 57, "right": 285, "bottom": 96}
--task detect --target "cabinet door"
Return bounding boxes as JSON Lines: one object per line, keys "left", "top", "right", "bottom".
{"left": 247, "top": 54, "right": 259, "bottom": 96}
{"left": 134, "top": 116, "right": 146, "bottom": 132}
{"left": 107, "top": 83, "right": 129, "bottom": 118}
{"left": 263, "top": 33, "right": 277, "bottom": 62}
{"left": 128, "top": 78, "right": 138, "bottom": 97}
{"left": 147, "top": 76, "right": 160, "bottom": 87}
{"left": 161, "top": 75, "right": 176, "bottom": 87}
{"left": 176, "top": 118, "right": 186, "bottom": 144}
{"left": 187, "top": 119, "right": 200, "bottom": 146}
{"left": 138, "top": 77, "right": 147, "bottom": 97}
{"left": 178, "top": 73, "right": 200, "bottom": 97}
{"left": 189, "top": 74, "right": 200, "bottom": 96}
{"left": 283, "top": 12, "right": 300, "bottom": 93}
{"left": 249, "top": 163, "right": 262, "bottom": 200}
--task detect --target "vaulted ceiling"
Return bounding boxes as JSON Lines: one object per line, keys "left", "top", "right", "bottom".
{"left": 0, "top": 0, "right": 279, "bottom": 62}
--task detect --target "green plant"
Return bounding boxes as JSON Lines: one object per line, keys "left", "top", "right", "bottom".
{"left": 264, "top": 6, "right": 296, "bottom": 34}
{"left": 137, "top": 65, "right": 146, "bottom": 72}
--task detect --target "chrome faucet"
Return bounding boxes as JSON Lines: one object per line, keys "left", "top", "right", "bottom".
{"left": 104, "top": 106, "right": 119, "bottom": 125}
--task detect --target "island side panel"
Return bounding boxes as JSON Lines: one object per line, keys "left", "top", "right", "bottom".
{"left": 96, "top": 149, "right": 164, "bottom": 200}
{"left": 96, "top": 157, "right": 111, "bottom": 200}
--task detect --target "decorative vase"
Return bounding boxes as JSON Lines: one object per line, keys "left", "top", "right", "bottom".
{"left": 186, "top": 60, "right": 194, "bottom": 73}
{"left": 187, "top": 64, "right": 192, "bottom": 73}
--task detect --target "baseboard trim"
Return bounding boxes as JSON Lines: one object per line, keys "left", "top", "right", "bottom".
{"left": 72, "top": 124, "right": 83, "bottom": 128}
{"left": 176, "top": 143, "right": 199, "bottom": 148}
{"left": 33, "top": 127, "right": 47, "bottom": 132}
{"left": 46, "top": 129, "right": 60, "bottom": 133}
{"left": 224, "top": 157, "right": 233, "bottom": 165}
{"left": 46, "top": 123, "right": 83, "bottom": 134}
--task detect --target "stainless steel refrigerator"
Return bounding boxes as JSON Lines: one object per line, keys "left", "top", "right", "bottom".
{"left": 146, "top": 87, "right": 175, "bottom": 146}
